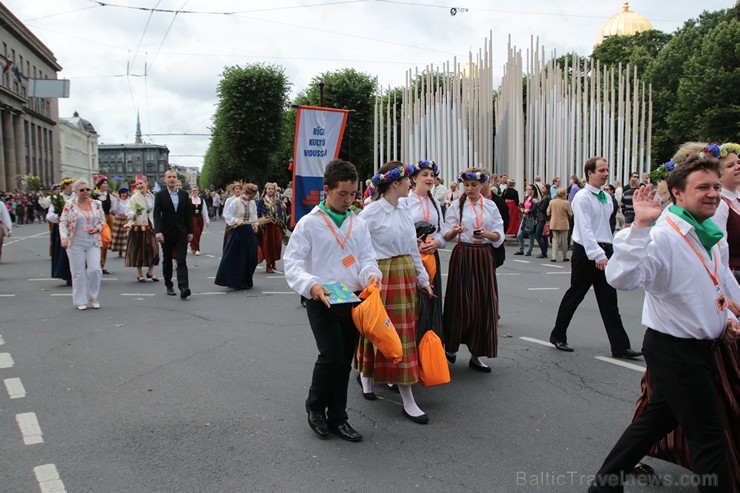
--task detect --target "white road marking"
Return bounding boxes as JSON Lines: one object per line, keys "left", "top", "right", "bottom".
{"left": 0, "top": 353, "right": 15, "bottom": 368}
{"left": 544, "top": 272, "right": 571, "bottom": 275}
{"left": 34, "top": 464, "right": 67, "bottom": 493}
{"left": 192, "top": 292, "right": 226, "bottom": 296}
{"left": 205, "top": 254, "right": 216, "bottom": 258}
{"left": 100, "top": 278, "right": 119, "bottom": 281}
{"left": 497, "top": 272, "right": 520, "bottom": 276}
{"left": 0, "top": 335, "right": 4, "bottom": 345}
{"left": 513, "top": 259, "right": 530, "bottom": 263}
{"left": 50, "top": 294, "right": 72, "bottom": 297}
{"left": 271, "top": 269, "right": 284, "bottom": 274}
{"left": 4, "top": 378, "right": 26, "bottom": 399}
{"left": 595, "top": 356, "right": 646, "bottom": 372}
{"left": 16, "top": 412, "right": 43, "bottom": 444}
{"left": 528, "top": 287, "right": 560, "bottom": 291}
{"left": 266, "top": 276, "right": 285, "bottom": 279}
{"left": 0, "top": 294, "right": 15, "bottom": 297}
{"left": 120, "top": 293, "right": 156, "bottom": 296}
{"left": 4, "top": 231, "right": 48, "bottom": 246}
{"left": 544, "top": 263, "right": 564, "bottom": 269}
{"left": 261, "top": 291, "right": 294, "bottom": 295}
{"left": 28, "top": 278, "right": 56, "bottom": 281}
{"left": 207, "top": 276, "right": 216, "bottom": 279}
{"left": 519, "top": 336, "right": 555, "bottom": 348}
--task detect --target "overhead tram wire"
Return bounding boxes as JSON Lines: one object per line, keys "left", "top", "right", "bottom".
{"left": 22, "top": 5, "right": 103, "bottom": 22}
{"left": 88, "top": 0, "right": 371, "bottom": 15}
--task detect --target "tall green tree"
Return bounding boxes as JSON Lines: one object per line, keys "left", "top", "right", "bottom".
{"left": 591, "top": 30, "right": 672, "bottom": 73}
{"left": 203, "top": 63, "right": 290, "bottom": 187}
{"left": 282, "top": 69, "right": 377, "bottom": 181}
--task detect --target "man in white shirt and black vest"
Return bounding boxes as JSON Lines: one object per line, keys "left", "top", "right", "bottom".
{"left": 589, "top": 153, "right": 739, "bottom": 492}
{"left": 549, "top": 157, "right": 642, "bottom": 359}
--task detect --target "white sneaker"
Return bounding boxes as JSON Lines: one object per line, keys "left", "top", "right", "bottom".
{"left": 77, "top": 305, "right": 87, "bottom": 310}
{"left": 90, "top": 299, "right": 101, "bottom": 309}
{"left": 195, "top": 251, "right": 201, "bottom": 256}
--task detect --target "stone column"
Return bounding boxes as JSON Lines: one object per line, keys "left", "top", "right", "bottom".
{"left": 3, "top": 110, "right": 16, "bottom": 191}
{"left": 0, "top": 109, "right": 5, "bottom": 192}
{"left": 14, "top": 112, "right": 25, "bottom": 182}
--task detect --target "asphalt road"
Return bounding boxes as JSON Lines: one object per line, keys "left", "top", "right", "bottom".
{"left": 0, "top": 221, "right": 703, "bottom": 492}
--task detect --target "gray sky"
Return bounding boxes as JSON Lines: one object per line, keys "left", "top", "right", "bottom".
{"left": 5, "top": 0, "right": 733, "bottom": 169}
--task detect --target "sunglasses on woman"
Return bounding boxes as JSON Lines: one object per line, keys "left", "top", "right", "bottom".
{"left": 78, "top": 188, "right": 91, "bottom": 192}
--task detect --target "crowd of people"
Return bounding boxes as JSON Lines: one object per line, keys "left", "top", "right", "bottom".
{"left": 1, "top": 143, "right": 738, "bottom": 491}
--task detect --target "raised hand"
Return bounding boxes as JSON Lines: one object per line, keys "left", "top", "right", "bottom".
{"left": 632, "top": 185, "right": 662, "bottom": 228}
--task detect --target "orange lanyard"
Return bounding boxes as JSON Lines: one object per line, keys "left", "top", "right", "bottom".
{"left": 79, "top": 203, "right": 92, "bottom": 224}
{"left": 666, "top": 217, "right": 719, "bottom": 288}
{"left": 415, "top": 192, "right": 431, "bottom": 222}
{"left": 319, "top": 211, "right": 353, "bottom": 251}
{"left": 469, "top": 196, "right": 484, "bottom": 229}
{"left": 722, "top": 195, "right": 740, "bottom": 214}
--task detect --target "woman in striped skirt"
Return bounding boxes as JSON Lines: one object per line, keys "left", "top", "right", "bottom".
{"left": 442, "top": 168, "right": 505, "bottom": 372}
{"left": 357, "top": 161, "right": 433, "bottom": 424}
{"left": 402, "top": 160, "right": 445, "bottom": 341}
{"left": 110, "top": 186, "right": 129, "bottom": 257}
{"left": 124, "top": 177, "right": 160, "bottom": 282}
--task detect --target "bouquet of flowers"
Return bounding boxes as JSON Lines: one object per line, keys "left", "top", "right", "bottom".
{"left": 50, "top": 193, "right": 66, "bottom": 214}
{"left": 134, "top": 203, "right": 145, "bottom": 218}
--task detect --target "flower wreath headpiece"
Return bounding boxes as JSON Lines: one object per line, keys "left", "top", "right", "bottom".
{"left": 93, "top": 174, "right": 108, "bottom": 188}
{"left": 60, "top": 177, "right": 76, "bottom": 187}
{"left": 458, "top": 170, "right": 490, "bottom": 183}
{"left": 371, "top": 164, "right": 413, "bottom": 188}
{"left": 720, "top": 143, "right": 740, "bottom": 159}
{"left": 410, "top": 160, "right": 439, "bottom": 176}
{"left": 652, "top": 144, "right": 723, "bottom": 182}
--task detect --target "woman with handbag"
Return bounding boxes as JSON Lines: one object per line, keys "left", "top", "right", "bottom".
{"left": 357, "top": 161, "right": 433, "bottom": 424}
{"left": 124, "top": 176, "right": 160, "bottom": 282}
{"left": 189, "top": 185, "right": 209, "bottom": 256}
{"left": 514, "top": 184, "right": 541, "bottom": 256}
{"left": 442, "top": 168, "right": 505, "bottom": 372}
{"left": 402, "top": 160, "right": 446, "bottom": 343}
{"left": 534, "top": 183, "right": 551, "bottom": 258}
{"left": 547, "top": 187, "right": 573, "bottom": 262}
{"left": 59, "top": 178, "right": 106, "bottom": 310}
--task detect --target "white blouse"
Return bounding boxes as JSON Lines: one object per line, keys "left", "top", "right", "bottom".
{"left": 442, "top": 196, "right": 505, "bottom": 246}
{"left": 400, "top": 192, "right": 446, "bottom": 248}
{"left": 223, "top": 196, "right": 256, "bottom": 226}
{"left": 358, "top": 197, "right": 430, "bottom": 288}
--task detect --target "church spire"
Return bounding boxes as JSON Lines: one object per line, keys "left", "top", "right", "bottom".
{"left": 135, "top": 111, "right": 142, "bottom": 144}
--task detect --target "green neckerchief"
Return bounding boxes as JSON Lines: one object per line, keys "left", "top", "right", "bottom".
{"left": 318, "top": 200, "right": 351, "bottom": 228}
{"left": 668, "top": 205, "right": 723, "bottom": 258}
{"left": 592, "top": 190, "right": 608, "bottom": 203}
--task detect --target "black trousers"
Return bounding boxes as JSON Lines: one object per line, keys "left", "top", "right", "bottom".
{"left": 550, "top": 242, "right": 631, "bottom": 352}
{"left": 305, "top": 300, "right": 359, "bottom": 426}
{"left": 162, "top": 236, "right": 189, "bottom": 290}
{"left": 592, "top": 329, "right": 731, "bottom": 492}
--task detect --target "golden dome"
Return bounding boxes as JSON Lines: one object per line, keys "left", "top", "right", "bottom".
{"left": 595, "top": 2, "right": 653, "bottom": 46}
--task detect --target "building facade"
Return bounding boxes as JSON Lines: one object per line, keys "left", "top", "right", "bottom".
{"left": 58, "top": 111, "right": 98, "bottom": 180}
{"left": 170, "top": 164, "right": 200, "bottom": 187}
{"left": 98, "top": 143, "right": 170, "bottom": 186}
{"left": 0, "top": 3, "right": 62, "bottom": 192}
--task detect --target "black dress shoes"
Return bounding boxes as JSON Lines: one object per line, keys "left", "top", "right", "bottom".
{"left": 306, "top": 404, "right": 329, "bottom": 439}
{"left": 403, "top": 409, "right": 429, "bottom": 424}
{"left": 612, "top": 348, "right": 643, "bottom": 359}
{"left": 329, "top": 421, "right": 362, "bottom": 442}
{"left": 549, "top": 336, "right": 574, "bottom": 352}
{"left": 356, "top": 374, "right": 376, "bottom": 400}
{"left": 445, "top": 351, "right": 456, "bottom": 364}
{"left": 166, "top": 286, "right": 176, "bottom": 296}
{"left": 468, "top": 359, "right": 492, "bottom": 373}
{"left": 180, "top": 288, "right": 191, "bottom": 299}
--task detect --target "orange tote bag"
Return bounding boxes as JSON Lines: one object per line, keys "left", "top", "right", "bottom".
{"left": 351, "top": 284, "right": 403, "bottom": 363}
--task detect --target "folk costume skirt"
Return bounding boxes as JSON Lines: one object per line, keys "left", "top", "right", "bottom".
{"left": 51, "top": 223, "right": 72, "bottom": 282}
{"left": 124, "top": 227, "right": 159, "bottom": 268}
{"left": 110, "top": 214, "right": 128, "bottom": 252}
{"left": 505, "top": 199, "right": 520, "bottom": 236}
{"left": 258, "top": 223, "right": 283, "bottom": 265}
{"left": 222, "top": 225, "right": 231, "bottom": 252}
{"left": 443, "top": 242, "right": 498, "bottom": 358}
{"left": 632, "top": 340, "right": 739, "bottom": 491}
{"left": 356, "top": 255, "right": 420, "bottom": 385}
{"left": 214, "top": 224, "right": 258, "bottom": 290}
{"left": 191, "top": 214, "right": 204, "bottom": 252}
{"left": 417, "top": 250, "right": 443, "bottom": 343}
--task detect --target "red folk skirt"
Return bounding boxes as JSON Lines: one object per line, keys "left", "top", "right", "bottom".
{"left": 632, "top": 340, "right": 739, "bottom": 491}
{"left": 191, "top": 214, "right": 204, "bottom": 252}
{"left": 355, "top": 255, "right": 420, "bottom": 385}
{"left": 110, "top": 214, "right": 128, "bottom": 252}
{"left": 505, "top": 199, "right": 520, "bottom": 236}
{"left": 258, "top": 223, "right": 283, "bottom": 264}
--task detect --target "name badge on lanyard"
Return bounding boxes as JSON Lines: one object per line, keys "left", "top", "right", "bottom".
{"left": 319, "top": 211, "right": 356, "bottom": 269}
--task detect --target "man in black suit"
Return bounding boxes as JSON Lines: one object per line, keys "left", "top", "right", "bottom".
{"left": 154, "top": 170, "right": 193, "bottom": 299}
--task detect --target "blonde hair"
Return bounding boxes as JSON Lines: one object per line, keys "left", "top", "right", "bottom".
{"left": 672, "top": 142, "right": 707, "bottom": 166}
{"left": 556, "top": 187, "right": 567, "bottom": 199}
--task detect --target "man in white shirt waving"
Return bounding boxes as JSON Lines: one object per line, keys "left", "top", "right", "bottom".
{"left": 284, "top": 159, "right": 381, "bottom": 443}
{"left": 589, "top": 153, "right": 739, "bottom": 492}
{"left": 549, "top": 157, "right": 642, "bottom": 359}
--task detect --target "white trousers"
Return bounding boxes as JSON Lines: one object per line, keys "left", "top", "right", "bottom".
{"left": 66, "top": 243, "right": 102, "bottom": 306}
